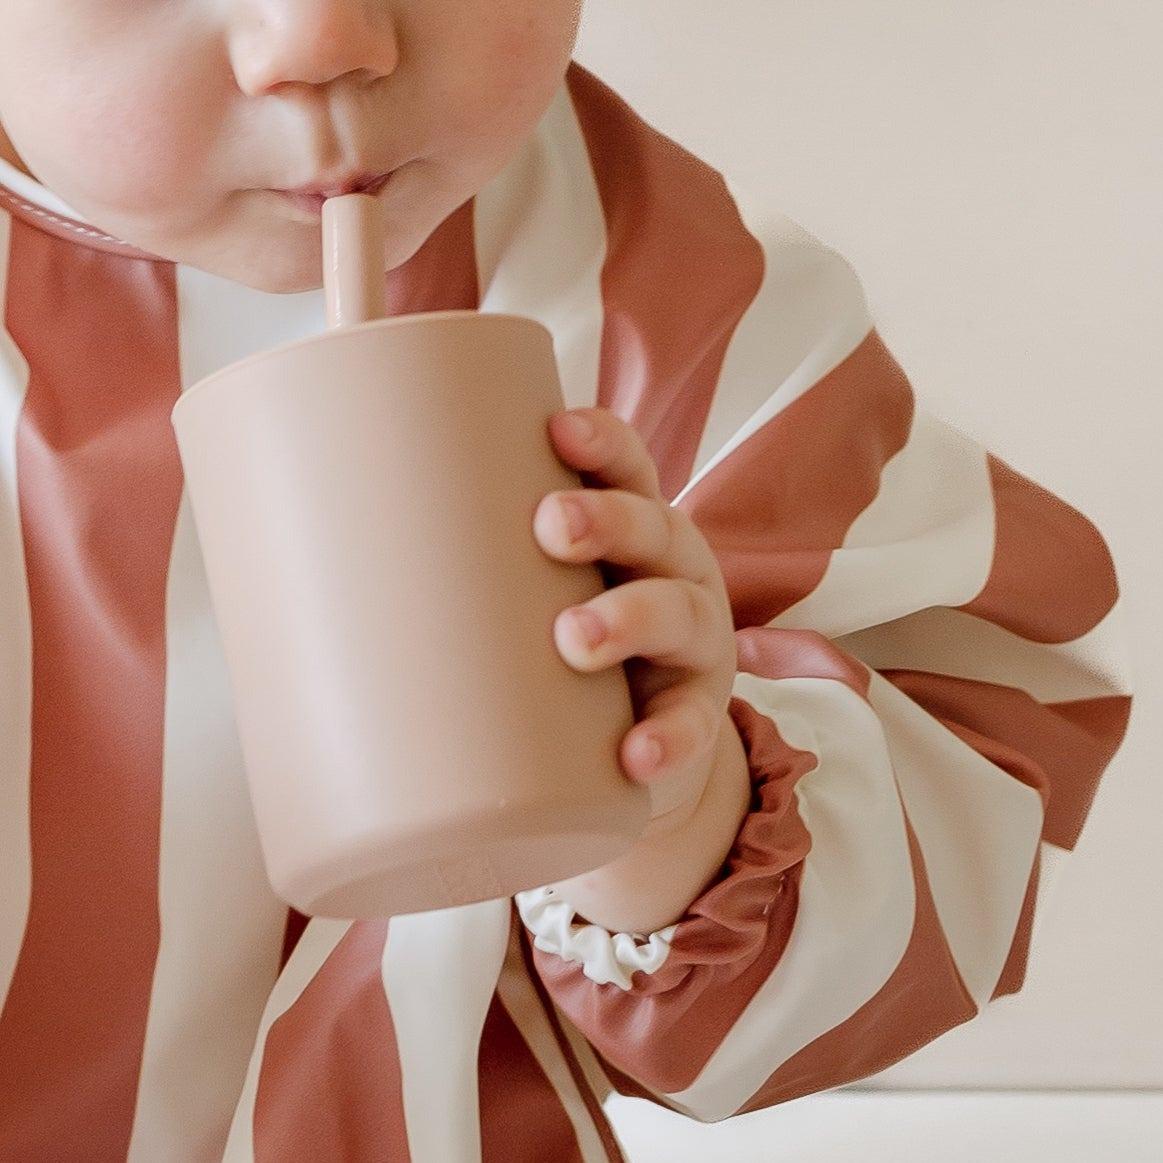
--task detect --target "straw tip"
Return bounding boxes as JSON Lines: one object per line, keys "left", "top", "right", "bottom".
{"left": 322, "top": 192, "right": 388, "bottom": 329}
{"left": 321, "top": 190, "right": 380, "bottom": 231}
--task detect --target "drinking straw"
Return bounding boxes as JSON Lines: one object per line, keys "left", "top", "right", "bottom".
{"left": 322, "top": 192, "right": 388, "bottom": 329}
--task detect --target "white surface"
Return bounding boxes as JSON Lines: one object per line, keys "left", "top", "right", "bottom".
{"left": 575, "top": 0, "right": 1162, "bottom": 1088}
{"left": 606, "top": 1091, "right": 1163, "bottom": 1163}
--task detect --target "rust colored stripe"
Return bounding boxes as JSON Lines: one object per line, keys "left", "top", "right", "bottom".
{"left": 961, "top": 455, "right": 1120, "bottom": 642}
{"left": 479, "top": 992, "right": 586, "bottom": 1163}
{"left": 736, "top": 626, "right": 873, "bottom": 699}
{"left": 992, "top": 842, "right": 1042, "bottom": 1001}
{"left": 278, "top": 908, "right": 311, "bottom": 975}
{"left": 0, "top": 219, "right": 183, "bottom": 1157}
{"left": 253, "top": 920, "right": 410, "bottom": 1162}
{"left": 882, "top": 668, "right": 1131, "bottom": 850}
{"left": 738, "top": 806, "right": 977, "bottom": 1110}
{"left": 678, "top": 330, "right": 915, "bottom": 628}
{"left": 384, "top": 194, "right": 479, "bottom": 316}
{"left": 565, "top": 62, "right": 766, "bottom": 502}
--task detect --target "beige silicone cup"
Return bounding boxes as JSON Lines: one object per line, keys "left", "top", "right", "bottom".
{"left": 170, "top": 194, "right": 649, "bottom": 919}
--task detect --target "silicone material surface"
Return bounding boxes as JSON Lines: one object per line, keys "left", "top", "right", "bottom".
{"left": 172, "top": 307, "right": 650, "bottom": 918}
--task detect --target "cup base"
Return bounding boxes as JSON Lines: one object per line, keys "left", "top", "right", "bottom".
{"left": 271, "top": 795, "right": 649, "bottom": 919}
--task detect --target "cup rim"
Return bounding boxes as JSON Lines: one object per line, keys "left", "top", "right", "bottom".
{"left": 170, "top": 309, "right": 550, "bottom": 420}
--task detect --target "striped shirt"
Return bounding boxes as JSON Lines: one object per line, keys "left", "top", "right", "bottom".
{"left": 0, "top": 60, "right": 1132, "bottom": 1161}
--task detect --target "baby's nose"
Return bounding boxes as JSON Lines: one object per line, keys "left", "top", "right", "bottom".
{"left": 228, "top": 0, "right": 401, "bottom": 97}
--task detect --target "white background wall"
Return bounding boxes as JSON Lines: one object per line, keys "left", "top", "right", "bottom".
{"left": 575, "top": 0, "right": 1161, "bottom": 1091}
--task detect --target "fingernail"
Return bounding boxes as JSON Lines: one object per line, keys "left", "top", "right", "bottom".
{"left": 558, "top": 497, "right": 590, "bottom": 541}
{"left": 562, "top": 412, "right": 595, "bottom": 442}
{"left": 569, "top": 606, "right": 607, "bottom": 650}
{"left": 635, "top": 734, "right": 664, "bottom": 771}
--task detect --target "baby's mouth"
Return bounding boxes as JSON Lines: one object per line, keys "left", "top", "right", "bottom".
{"left": 268, "top": 171, "right": 394, "bottom": 218}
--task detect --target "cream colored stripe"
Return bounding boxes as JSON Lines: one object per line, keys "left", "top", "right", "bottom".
{"left": 494, "top": 922, "right": 611, "bottom": 1161}
{"left": 771, "top": 409, "right": 997, "bottom": 638}
{"left": 862, "top": 668, "right": 1044, "bottom": 1008}
{"left": 0, "top": 210, "right": 33, "bottom": 1014}
{"left": 833, "top": 598, "right": 1133, "bottom": 703}
{"left": 126, "top": 491, "right": 291, "bottom": 1162}
{"left": 666, "top": 673, "right": 917, "bottom": 1121}
{"left": 130, "top": 264, "right": 330, "bottom": 1159}
{"left": 474, "top": 80, "right": 607, "bottom": 412}
{"left": 222, "top": 918, "right": 354, "bottom": 1163}
{"left": 168, "top": 262, "right": 325, "bottom": 380}
{"left": 1031, "top": 840, "right": 1069, "bottom": 950}
{"left": 674, "top": 185, "right": 874, "bottom": 505}
{"left": 381, "top": 898, "right": 512, "bottom": 1163}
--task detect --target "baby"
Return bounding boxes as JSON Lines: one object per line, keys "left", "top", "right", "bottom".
{"left": 0, "top": 2, "right": 1133, "bottom": 1160}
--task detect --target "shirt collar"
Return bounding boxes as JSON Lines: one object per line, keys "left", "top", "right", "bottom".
{"left": 0, "top": 157, "right": 95, "bottom": 223}
{"left": 0, "top": 158, "right": 162, "bottom": 260}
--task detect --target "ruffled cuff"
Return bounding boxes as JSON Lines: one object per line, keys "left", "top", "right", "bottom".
{"left": 515, "top": 694, "right": 804, "bottom": 992}
{"left": 514, "top": 887, "right": 678, "bottom": 989}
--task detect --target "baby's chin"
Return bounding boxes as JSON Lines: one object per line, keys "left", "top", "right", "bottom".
{"left": 185, "top": 233, "right": 329, "bottom": 295}
{"left": 140, "top": 209, "right": 426, "bottom": 296}
{"left": 130, "top": 209, "right": 331, "bottom": 293}
{"left": 74, "top": 184, "right": 434, "bottom": 294}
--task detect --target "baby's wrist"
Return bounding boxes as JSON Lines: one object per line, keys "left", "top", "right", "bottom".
{"left": 540, "top": 716, "right": 752, "bottom": 934}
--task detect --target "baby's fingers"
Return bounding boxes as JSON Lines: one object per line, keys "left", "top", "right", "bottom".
{"left": 554, "top": 577, "right": 720, "bottom": 674}
{"left": 621, "top": 680, "right": 723, "bottom": 818}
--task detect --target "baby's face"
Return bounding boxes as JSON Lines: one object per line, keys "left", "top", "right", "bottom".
{"left": 0, "top": 1, "right": 583, "bottom": 292}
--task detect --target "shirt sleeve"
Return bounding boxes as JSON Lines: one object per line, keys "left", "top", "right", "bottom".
{"left": 513, "top": 192, "right": 1133, "bottom": 1122}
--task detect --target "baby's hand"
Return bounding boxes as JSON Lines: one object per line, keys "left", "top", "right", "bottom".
{"left": 534, "top": 406, "right": 739, "bottom": 825}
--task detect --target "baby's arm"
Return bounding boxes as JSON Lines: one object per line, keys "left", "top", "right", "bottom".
{"left": 514, "top": 206, "right": 1132, "bottom": 1120}
{"left": 541, "top": 710, "right": 752, "bottom": 935}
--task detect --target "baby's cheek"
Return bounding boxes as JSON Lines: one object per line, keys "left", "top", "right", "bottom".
{"left": 463, "top": 42, "right": 560, "bottom": 148}
{"left": 106, "top": 136, "right": 208, "bottom": 219}
{"left": 59, "top": 82, "right": 221, "bottom": 216}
